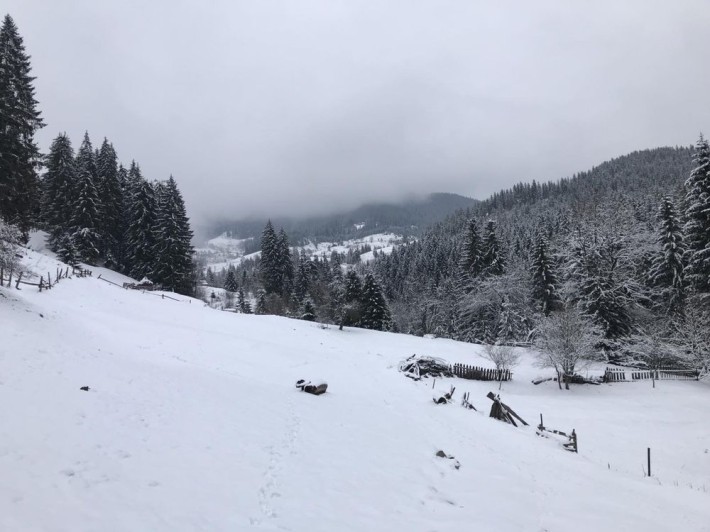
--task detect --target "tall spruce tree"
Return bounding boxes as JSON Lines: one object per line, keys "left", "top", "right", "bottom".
{"left": 151, "top": 176, "right": 194, "bottom": 293}
{"left": 276, "top": 228, "right": 294, "bottom": 297}
{"left": 224, "top": 266, "right": 238, "bottom": 292}
{"left": 482, "top": 220, "right": 505, "bottom": 275}
{"left": 124, "top": 163, "right": 157, "bottom": 279}
{"left": 648, "top": 196, "right": 685, "bottom": 313}
{"left": 259, "top": 221, "right": 280, "bottom": 294}
{"left": 683, "top": 135, "right": 710, "bottom": 296}
{"left": 360, "top": 273, "right": 391, "bottom": 331}
{"left": 42, "top": 133, "right": 77, "bottom": 250}
{"left": 70, "top": 133, "right": 102, "bottom": 264}
{"left": 531, "top": 233, "right": 560, "bottom": 316}
{"left": 96, "top": 138, "right": 123, "bottom": 265}
{"left": 459, "top": 219, "right": 483, "bottom": 278}
{"left": 0, "top": 15, "right": 44, "bottom": 237}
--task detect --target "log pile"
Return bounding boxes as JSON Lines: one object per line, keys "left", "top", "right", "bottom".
{"left": 399, "top": 354, "right": 454, "bottom": 380}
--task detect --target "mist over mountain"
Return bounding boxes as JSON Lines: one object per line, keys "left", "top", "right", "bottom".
{"left": 201, "top": 192, "right": 477, "bottom": 247}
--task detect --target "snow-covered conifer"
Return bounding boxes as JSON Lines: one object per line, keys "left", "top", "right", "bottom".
{"left": 683, "top": 135, "right": 710, "bottom": 295}
{"left": 648, "top": 196, "right": 685, "bottom": 313}
{"left": 482, "top": 220, "right": 505, "bottom": 275}
{"left": 531, "top": 233, "right": 560, "bottom": 316}
{"left": 42, "top": 134, "right": 77, "bottom": 250}
{"left": 360, "top": 273, "right": 391, "bottom": 331}
{"left": 151, "top": 176, "right": 194, "bottom": 294}
{"left": 0, "top": 15, "right": 44, "bottom": 237}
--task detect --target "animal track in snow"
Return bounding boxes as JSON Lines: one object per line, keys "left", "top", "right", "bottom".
{"left": 252, "top": 404, "right": 301, "bottom": 525}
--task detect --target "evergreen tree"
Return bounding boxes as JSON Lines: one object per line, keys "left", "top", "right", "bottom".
{"left": 459, "top": 219, "right": 483, "bottom": 278}
{"left": 151, "top": 176, "right": 194, "bottom": 293}
{"left": 224, "top": 267, "right": 239, "bottom": 292}
{"left": 124, "top": 164, "right": 157, "bottom": 279}
{"left": 294, "top": 253, "right": 311, "bottom": 302}
{"left": 115, "top": 163, "right": 129, "bottom": 268}
{"left": 301, "top": 298, "right": 316, "bottom": 321}
{"left": 237, "top": 287, "right": 252, "bottom": 313}
{"left": 482, "top": 220, "right": 505, "bottom": 275}
{"left": 648, "top": 196, "right": 685, "bottom": 313}
{"left": 531, "top": 233, "right": 560, "bottom": 316}
{"left": 259, "top": 221, "right": 280, "bottom": 294}
{"left": 55, "top": 232, "right": 77, "bottom": 266}
{"left": 683, "top": 135, "right": 710, "bottom": 296}
{"left": 255, "top": 289, "right": 267, "bottom": 314}
{"left": 360, "top": 273, "right": 391, "bottom": 331}
{"left": 344, "top": 270, "right": 362, "bottom": 302}
{"left": 70, "top": 133, "right": 101, "bottom": 264}
{"left": 96, "top": 138, "right": 122, "bottom": 264}
{"left": 42, "top": 133, "right": 76, "bottom": 250}
{"left": 0, "top": 15, "right": 44, "bottom": 237}
{"left": 276, "top": 228, "right": 294, "bottom": 297}
{"left": 567, "top": 235, "right": 634, "bottom": 340}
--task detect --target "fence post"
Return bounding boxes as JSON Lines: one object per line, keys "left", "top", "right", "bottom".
{"left": 0, "top": 266, "right": 3, "bottom": 286}
{"left": 39, "top": 276, "right": 43, "bottom": 292}
{"left": 15, "top": 271, "right": 23, "bottom": 289}
{"left": 8, "top": 269, "right": 13, "bottom": 288}
{"left": 647, "top": 447, "right": 651, "bottom": 477}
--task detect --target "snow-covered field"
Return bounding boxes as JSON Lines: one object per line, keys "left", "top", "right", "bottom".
{"left": 2, "top": 248, "right": 710, "bottom": 531}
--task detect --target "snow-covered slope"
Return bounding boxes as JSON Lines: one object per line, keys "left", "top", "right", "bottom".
{"left": 2, "top": 249, "right": 709, "bottom": 532}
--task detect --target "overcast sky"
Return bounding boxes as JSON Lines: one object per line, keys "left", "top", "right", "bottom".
{"left": 7, "top": 1, "right": 710, "bottom": 229}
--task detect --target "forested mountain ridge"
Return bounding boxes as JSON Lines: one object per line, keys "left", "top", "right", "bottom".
{"left": 207, "top": 192, "right": 477, "bottom": 249}
{"left": 369, "top": 145, "right": 707, "bottom": 368}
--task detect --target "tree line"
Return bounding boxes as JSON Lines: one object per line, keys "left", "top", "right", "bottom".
{"left": 0, "top": 15, "right": 195, "bottom": 294}
{"left": 370, "top": 144, "right": 709, "bottom": 378}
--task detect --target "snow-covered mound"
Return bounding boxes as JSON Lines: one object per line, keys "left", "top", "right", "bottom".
{"left": 1, "top": 248, "right": 709, "bottom": 531}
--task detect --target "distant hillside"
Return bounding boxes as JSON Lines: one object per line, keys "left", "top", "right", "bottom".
{"left": 370, "top": 145, "right": 700, "bottom": 342}
{"left": 207, "top": 193, "right": 477, "bottom": 248}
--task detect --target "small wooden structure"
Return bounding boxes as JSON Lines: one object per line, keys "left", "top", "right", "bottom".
{"left": 486, "top": 392, "right": 528, "bottom": 427}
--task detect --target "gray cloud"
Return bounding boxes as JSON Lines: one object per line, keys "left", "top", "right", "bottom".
{"left": 7, "top": 0, "right": 710, "bottom": 228}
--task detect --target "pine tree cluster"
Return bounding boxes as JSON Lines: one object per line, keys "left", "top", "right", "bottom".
{"left": 1, "top": 15, "right": 195, "bottom": 295}
{"left": 42, "top": 132, "right": 195, "bottom": 293}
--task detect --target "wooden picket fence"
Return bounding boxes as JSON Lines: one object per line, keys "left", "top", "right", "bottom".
{"left": 452, "top": 363, "right": 511, "bottom": 382}
{"left": 604, "top": 367, "right": 699, "bottom": 382}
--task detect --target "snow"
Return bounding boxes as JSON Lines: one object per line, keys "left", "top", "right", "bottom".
{"left": 199, "top": 232, "right": 406, "bottom": 272}
{"left": 1, "top": 247, "right": 709, "bottom": 531}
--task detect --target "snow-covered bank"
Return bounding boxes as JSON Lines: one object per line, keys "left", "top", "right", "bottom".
{"left": 1, "top": 251, "right": 709, "bottom": 531}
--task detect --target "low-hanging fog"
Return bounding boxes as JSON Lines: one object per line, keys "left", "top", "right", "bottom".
{"left": 7, "top": 0, "right": 710, "bottom": 228}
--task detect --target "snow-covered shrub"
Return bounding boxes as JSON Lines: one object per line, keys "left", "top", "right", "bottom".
{"left": 534, "top": 305, "right": 602, "bottom": 389}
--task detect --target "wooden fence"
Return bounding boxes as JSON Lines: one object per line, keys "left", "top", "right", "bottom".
{"left": 452, "top": 363, "right": 511, "bottom": 382}
{"left": 0, "top": 265, "right": 84, "bottom": 292}
{"left": 604, "top": 367, "right": 699, "bottom": 382}
{"left": 97, "top": 274, "right": 189, "bottom": 303}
